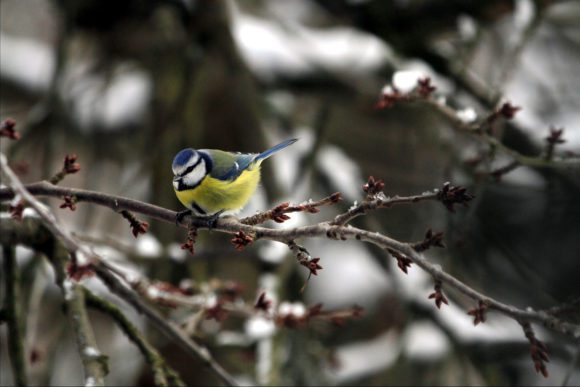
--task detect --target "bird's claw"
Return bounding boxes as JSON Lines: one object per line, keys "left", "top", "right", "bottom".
{"left": 176, "top": 209, "right": 224, "bottom": 230}
{"left": 206, "top": 210, "right": 225, "bottom": 231}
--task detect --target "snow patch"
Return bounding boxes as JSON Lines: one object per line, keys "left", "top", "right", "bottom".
{"left": 456, "top": 107, "right": 478, "bottom": 123}
{"left": 245, "top": 317, "right": 276, "bottom": 340}
{"left": 392, "top": 70, "right": 425, "bottom": 93}
{"left": 135, "top": 234, "right": 162, "bottom": 258}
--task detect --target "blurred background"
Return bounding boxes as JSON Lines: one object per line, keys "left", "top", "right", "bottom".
{"left": 1, "top": 0, "right": 580, "bottom": 385}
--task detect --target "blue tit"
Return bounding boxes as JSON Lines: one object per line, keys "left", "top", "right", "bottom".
{"left": 172, "top": 138, "right": 297, "bottom": 222}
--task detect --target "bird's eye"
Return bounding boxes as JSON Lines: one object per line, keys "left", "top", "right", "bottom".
{"left": 180, "top": 163, "right": 196, "bottom": 177}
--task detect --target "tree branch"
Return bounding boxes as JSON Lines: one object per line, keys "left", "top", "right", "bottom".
{"left": 2, "top": 152, "right": 579, "bottom": 384}
{"left": 2, "top": 245, "right": 28, "bottom": 387}
{"left": 83, "top": 289, "right": 186, "bottom": 387}
{"left": 1, "top": 178, "right": 578, "bottom": 338}
{"left": 54, "top": 260, "right": 108, "bottom": 387}
{"left": 0, "top": 153, "right": 238, "bottom": 387}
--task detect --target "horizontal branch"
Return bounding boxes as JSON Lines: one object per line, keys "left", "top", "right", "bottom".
{"left": 0, "top": 180, "right": 578, "bottom": 337}
{"left": 1, "top": 153, "right": 579, "bottom": 384}
{"left": 0, "top": 180, "right": 179, "bottom": 226}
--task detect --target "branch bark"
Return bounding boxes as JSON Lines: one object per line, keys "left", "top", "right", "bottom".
{"left": 2, "top": 245, "right": 28, "bottom": 387}
{"left": 84, "top": 289, "right": 186, "bottom": 387}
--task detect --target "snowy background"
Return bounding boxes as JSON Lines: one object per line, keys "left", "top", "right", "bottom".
{"left": 1, "top": 0, "right": 579, "bottom": 386}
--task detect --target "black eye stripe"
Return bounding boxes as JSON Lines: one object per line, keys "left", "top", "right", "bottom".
{"left": 180, "top": 157, "right": 203, "bottom": 177}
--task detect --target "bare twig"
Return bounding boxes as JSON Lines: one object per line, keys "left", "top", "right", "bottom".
{"left": 375, "top": 81, "right": 580, "bottom": 171}
{"left": 49, "top": 154, "right": 81, "bottom": 185}
{"left": 332, "top": 191, "right": 438, "bottom": 226}
{"left": 241, "top": 192, "right": 342, "bottom": 225}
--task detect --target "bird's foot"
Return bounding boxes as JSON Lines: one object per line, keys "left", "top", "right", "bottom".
{"left": 176, "top": 209, "right": 192, "bottom": 225}
{"left": 206, "top": 210, "right": 225, "bottom": 231}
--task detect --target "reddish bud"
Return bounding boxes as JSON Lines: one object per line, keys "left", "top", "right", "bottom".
{"left": 66, "top": 259, "right": 95, "bottom": 282}
{"left": 329, "top": 192, "right": 343, "bottom": 203}
{"left": 436, "top": 182, "right": 474, "bottom": 212}
{"left": 205, "top": 303, "right": 229, "bottom": 322}
{"left": 63, "top": 154, "right": 81, "bottom": 174}
{"left": 231, "top": 230, "right": 254, "bottom": 251}
{"left": 413, "top": 228, "right": 445, "bottom": 252}
{"left": 467, "top": 300, "right": 488, "bottom": 326}
{"left": 120, "top": 210, "right": 148, "bottom": 238}
{"left": 522, "top": 322, "right": 550, "bottom": 378}
{"left": 59, "top": 195, "right": 77, "bottom": 211}
{"left": 363, "top": 176, "right": 385, "bottom": 195}
{"left": 9, "top": 200, "right": 25, "bottom": 221}
{"left": 300, "top": 257, "right": 323, "bottom": 276}
{"left": 417, "top": 77, "right": 436, "bottom": 98}
{"left": 545, "top": 126, "right": 565, "bottom": 145}
{"left": 498, "top": 102, "right": 521, "bottom": 120}
{"left": 0, "top": 118, "right": 20, "bottom": 140}
{"left": 308, "top": 303, "right": 324, "bottom": 317}
{"left": 219, "top": 281, "right": 245, "bottom": 301}
{"left": 428, "top": 281, "right": 449, "bottom": 309}
{"left": 255, "top": 292, "right": 272, "bottom": 312}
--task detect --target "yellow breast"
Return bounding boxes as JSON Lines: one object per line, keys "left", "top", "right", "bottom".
{"left": 174, "top": 167, "right": 261, "bottom": 215}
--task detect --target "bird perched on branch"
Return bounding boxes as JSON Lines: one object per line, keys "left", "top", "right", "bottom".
{"left": 172, "top": 138, "right": 298, "bottom": 224}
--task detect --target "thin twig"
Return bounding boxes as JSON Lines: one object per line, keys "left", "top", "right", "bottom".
{"left": 332, "top": 191, "right": 438, "bottom": 226}
{"left": 241, "top": 192, "right": 342, "bottom": 226}
{"left": 421, "top": 98, "right": 580, "bottom": 169}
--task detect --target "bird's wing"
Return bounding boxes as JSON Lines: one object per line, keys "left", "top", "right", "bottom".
{"left": 202, "top": 149, "right": 257, "bottom": 181}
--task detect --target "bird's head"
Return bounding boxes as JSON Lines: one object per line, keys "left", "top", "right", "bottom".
{"left": 172, "top": 148, "right": 209, "bottom": 190}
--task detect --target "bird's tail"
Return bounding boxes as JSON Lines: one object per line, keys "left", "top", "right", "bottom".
{"left": 254, "top": 138, "right": 298, "bottom": 162}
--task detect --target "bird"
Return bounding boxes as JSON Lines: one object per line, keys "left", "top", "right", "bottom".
{"left": 172, "top": 138, "right": 298, "bottom": 224}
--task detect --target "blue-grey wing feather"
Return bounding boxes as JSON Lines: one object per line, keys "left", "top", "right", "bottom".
{"left": 202, "top": 149, "right": 257, "bottom": 181}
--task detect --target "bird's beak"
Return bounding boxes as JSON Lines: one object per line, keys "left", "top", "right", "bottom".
{"left": 173, "top": 176, "right": 180, "bottom": 182}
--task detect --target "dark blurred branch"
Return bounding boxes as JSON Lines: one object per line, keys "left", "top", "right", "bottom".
{"left": 376, "top": 81, "right": 580, "bottom": 187}
{"left": 491, "top": 1, "right": 545, "bottom": 103}
{"left": 51, "top": 257, "right": 108, "bottom": 386}
{"left": 2, "top": 245, "right": 28, "bottom": 387}
{"left": 315, "top": 0, "right": 565, "bottom": 159}
{"left": 84, "top": 289, "right": 186, "bottom": 387}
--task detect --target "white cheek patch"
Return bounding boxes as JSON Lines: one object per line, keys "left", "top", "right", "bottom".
{"left": 183, "top": 161, "right": 206, "bottom": 187}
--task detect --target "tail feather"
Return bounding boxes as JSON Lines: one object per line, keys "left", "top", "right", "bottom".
{"left": 255, "top": 138, "right": 298, "bottom": 162}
